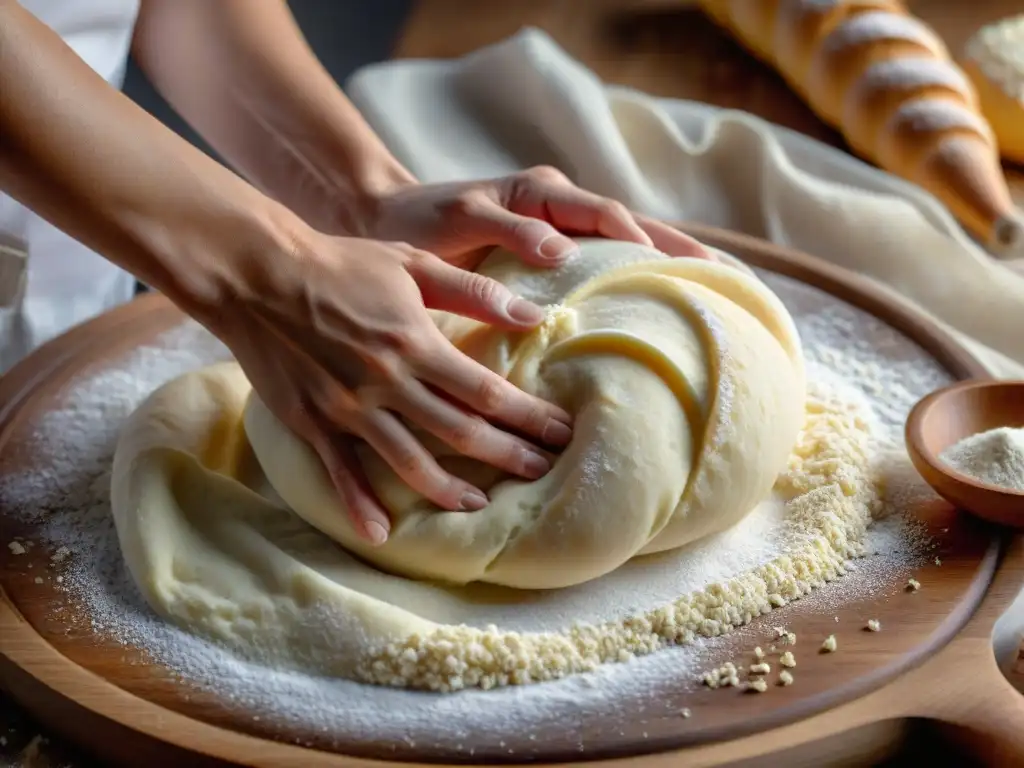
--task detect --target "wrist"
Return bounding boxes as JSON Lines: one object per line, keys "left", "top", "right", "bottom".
{"left": 148, "top": 190, "right": 311, "bottom": 332}
{"left": 249, "top": 107, "right": 417, "bottom": 238}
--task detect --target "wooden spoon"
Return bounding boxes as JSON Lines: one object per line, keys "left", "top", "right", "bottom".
{"left": 906, "top": 379, "right": 1024, "bottom": 529}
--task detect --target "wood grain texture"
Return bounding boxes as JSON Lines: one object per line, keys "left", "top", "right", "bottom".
{"left": 394, "top": 0, "right": 1024, "bottom": 214}
{"left": 2, "top": 225, "right": 1023, "bottom": 767}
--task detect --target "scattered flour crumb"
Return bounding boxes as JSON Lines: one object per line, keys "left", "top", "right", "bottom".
{"left": 907, "top": 578, "right": 921, "bottom": 592}
{"left": 821, "top": 635, "right": 838, "bottom": 653}
{"left": 7, "top": 541, "right": 25, "bottom": 555}
{"left": 0, "top": 274, "right": 951, "bottom": 757}
{"left": 780, "top": 651, "right": 796, "bottom": 668}
{"left": 866, "top": 619, "right": 881, "bottom": 632}
{"left": 779, "top": 670, "right": 794, "bottom": 686}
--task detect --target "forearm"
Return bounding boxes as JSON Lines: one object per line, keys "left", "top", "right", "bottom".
{"left": 132, "top": 0, "right": 415, "bottom": 236}
{"left": 0, "top": 0, "right": 296, "bottom": 320}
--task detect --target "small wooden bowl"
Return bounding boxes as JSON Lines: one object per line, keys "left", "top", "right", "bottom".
{"left": 906, "top": 379, "right": 1024, "bottom": 528}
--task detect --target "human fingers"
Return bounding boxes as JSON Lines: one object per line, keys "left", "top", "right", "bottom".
{"left": 442, "top": 189, "right": 579, "bottom": 267}
{"left": 631, "top": 214, "right": 716, "bottom": 259}
{"left": 407, "top": 252, "right": 547, "bottom": 330}
{"left": 501, "top": 166, "right": 654, "bottom": 249}
{"left": 388, "top": 378, "right": 553, "bottom": 480}
{"left": 310, "top": 431, "right": 392, "bottom": 546}
{"left": 358, "top": 407, "right": 492, "bottom": 512}
{"left": 415, "top": 345, "right": 573, "bottom": 448}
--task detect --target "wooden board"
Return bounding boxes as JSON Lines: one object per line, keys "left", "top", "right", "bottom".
{"left": 2, "top": 226, "right": 1024, "bottom": 767}
{"left": 393, "top": 0, "right": 1024, "bottom": 215}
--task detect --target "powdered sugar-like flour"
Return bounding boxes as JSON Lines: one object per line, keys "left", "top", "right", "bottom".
{"left": 0, "top": 270, "right": 954, "bottom": 759}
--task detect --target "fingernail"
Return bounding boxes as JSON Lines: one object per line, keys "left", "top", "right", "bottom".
{"left": 543, "top": 419, "right": 573, "bottom": 446}
{"left": 522, "top": 451, "right": 551, "bottom": 479}
{"left": 460, "top": 490, "right": 489, "bottom": 511}
{"left": 364, "top": 520, "right": 389, "bottom": 546}
{"left": 507, "top": 297, "right": 545, "bottom": 325}
{"left": 538, "top": 234, "right": 578, "bottom": 261}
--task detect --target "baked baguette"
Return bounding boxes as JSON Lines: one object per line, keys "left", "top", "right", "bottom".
{"left": 961, "top": 15, "right": 1024, "bottom": 165}
{"left": 699, "top": 0, "right": 1023, "bottom": 254}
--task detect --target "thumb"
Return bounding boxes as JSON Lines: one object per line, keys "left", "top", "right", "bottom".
{"left": 452, "top": 197, "right": 579, "bottom": 267}
{"left": 409, "top": 254, "right": 546, "bottom": 330}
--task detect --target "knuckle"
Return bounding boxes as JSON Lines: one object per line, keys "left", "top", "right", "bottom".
{"left": 281, "top": 391, "right": 315, "bottom": 429}
{"left": 448, "top": 416, "right": 485, "bottom": 452}
{"left": 304, "top": 378, "right": 343, "bottom": 416}
{"left": 476, "top": 375, "right": 507, "bottom": 412}
{"left": 382, "top": 240, "right": 420, "bottom": 262}
{"left": 369, "top": 326, "right": 427, "bottom": 360}
{"left": 466, "top": 274, "right": 503, "bottom": 305}
{"left": 507, "top": 440, "right": 530, "bottom": 473}
{"left": 526, "top": 165, "right": 567, "bottom": 184}
{"left": 311, "top": 388, "right": 358, "bottom": 429}
{"left": 447, "top": 191, "right": 486, "bottom": 218}
{"left": 393, "top": 446, "right": 427, "bottom": 479}
{"left": 524, "top": 404, "right": 548, "bottom": 436}
{"left": 600, "top": 199, "right": 631, "bottom": 220}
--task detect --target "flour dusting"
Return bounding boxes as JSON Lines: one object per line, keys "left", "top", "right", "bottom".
{"left": 0, "top": 271, "right": 952, "bottom": 759}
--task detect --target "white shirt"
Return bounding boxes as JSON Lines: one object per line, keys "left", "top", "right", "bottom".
{"left": 0, "top": 0, "right": 141, "bottom": 372}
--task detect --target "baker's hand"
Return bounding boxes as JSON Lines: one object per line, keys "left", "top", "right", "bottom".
{"left": 364, "top": 166, "right": 712, "bottom": 271}
{"left": 216, "top": 232, "right": 572, "bottom": 546}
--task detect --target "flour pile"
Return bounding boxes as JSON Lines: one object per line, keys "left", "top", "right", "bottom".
{"left": 940, "top": 427, "right": 1024, "bottom": 491}
{"left": 0, "top": 270, "right": 950, "bottom": 757}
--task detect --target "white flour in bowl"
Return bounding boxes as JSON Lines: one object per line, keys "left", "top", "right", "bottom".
{"left": 0, "top": 270, "right": 952, "bottom": 759}
{"left": 941, "top": 427, "right": 1024, "bottom": 491}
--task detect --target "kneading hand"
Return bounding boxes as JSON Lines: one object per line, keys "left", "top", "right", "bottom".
{"left": 363, "top": 165, "right": 713, "bottom": 269}
{"left": 216, "top": 231, "right": 572, "bottom": 546}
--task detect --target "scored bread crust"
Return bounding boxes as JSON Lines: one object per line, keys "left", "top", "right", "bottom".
{"left": 700, "top": 0, "right": 1022, "bottom": 252}
{"left": 961, "top": 14, "right": 1024, "bottom": 165}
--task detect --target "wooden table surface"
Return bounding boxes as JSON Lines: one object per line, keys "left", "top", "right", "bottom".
{"left": 3, "top": 1, "right": 1024, "bottom": 766}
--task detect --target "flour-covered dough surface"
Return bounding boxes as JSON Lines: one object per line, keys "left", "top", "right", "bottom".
{"left": 111, "top": 240, "right": 836, "bottom": 687}
{"left": 244, "top": 240, "right": 806, "bottom": 589}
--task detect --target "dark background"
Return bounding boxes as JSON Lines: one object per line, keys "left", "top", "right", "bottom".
{"left": 119, "top": 0, "right": 412, "bottom": 295}
{"left": 122, "top": 0, "right": 412, "bottom": 159}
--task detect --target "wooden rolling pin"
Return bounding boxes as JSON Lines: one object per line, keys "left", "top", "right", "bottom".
{"left": 699, "top": 0, "right": 1024, "bottom": 256}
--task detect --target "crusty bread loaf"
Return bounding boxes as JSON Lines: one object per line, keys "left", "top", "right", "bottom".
{"left": 961, "top": 15, "right": 1024, "bottom": 165}
{"left": 700, "top": 0, "right": 1023, "bottom": 254}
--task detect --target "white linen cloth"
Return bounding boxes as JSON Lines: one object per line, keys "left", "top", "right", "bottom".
{"left": 347, "top": 28, "right": 1024, "bottom": 379}
{"left": 347, "top": 28, "right": 1024, "bottom": 668}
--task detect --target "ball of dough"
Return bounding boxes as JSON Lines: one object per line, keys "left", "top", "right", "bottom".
{"left": 244, "top": 239, "right": 806, "bottom": 590}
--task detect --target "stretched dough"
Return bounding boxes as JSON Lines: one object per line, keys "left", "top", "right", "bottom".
{"left": 244, "top": 240, "right": 805, "bottom": 589}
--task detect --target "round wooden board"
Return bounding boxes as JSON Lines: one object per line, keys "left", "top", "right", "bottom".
{"left": 2, "top": 225, "right": 1024, "bottom": 767}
